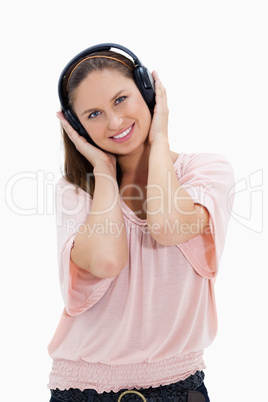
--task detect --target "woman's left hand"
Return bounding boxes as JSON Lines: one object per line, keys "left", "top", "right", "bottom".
{"left": 148, "top": 71, "right": 169, "bottom": 145}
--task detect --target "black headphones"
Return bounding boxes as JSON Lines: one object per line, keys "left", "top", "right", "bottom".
{"left": 58, "top": 43, "right": 155, "bottom": 143}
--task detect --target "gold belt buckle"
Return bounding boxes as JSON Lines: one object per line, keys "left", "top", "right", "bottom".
{"left": 118, "top": 390, "right": 147, "bottom": 401}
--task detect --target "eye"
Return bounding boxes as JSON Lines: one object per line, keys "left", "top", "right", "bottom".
{"left": 115, "top": 96, "right": 126, "bottom": 105}
{"left": 88, "top": 110, "right": 101, "bottom": 119}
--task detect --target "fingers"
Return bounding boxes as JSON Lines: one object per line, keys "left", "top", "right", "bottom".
{"left": 56, "top": 111, "right": 97, "bottom": 164}
{"left": 148, "top": 71, "right": 169, "bottom": 145}
{"left": 152, "top": 71, "right": 164, "bottom": 91}
{"left": 56, "top": 111, "right": 116, "bottom": 169}
{"left": 152, "top": 70, "right": 159, "bottom": 82}
{"left": 57, "top": 111, "right": 88, "bottom": 147}
{"left": 152, "top": 71, "right": 168, "bottom": 113}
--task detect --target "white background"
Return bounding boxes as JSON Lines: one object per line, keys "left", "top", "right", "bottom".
{"left": 1, "top": 1, "right": 267, "bottom": 400}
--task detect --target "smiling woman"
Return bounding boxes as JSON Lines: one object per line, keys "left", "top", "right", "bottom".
{"left": 61, "top": 49, "right": 142, "bottom": 195}
{"left": 48, "top": 43, "right": 234, "bottom": 402}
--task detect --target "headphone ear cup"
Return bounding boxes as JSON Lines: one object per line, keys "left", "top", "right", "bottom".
{"left": 64, "top": 109, "right": 91, "bottom": 141}
{"left": 63, "top": 108, "right": 100, "bottom": 148}
{"left": 134, "top": 66, "right": 156, "bottom": 112}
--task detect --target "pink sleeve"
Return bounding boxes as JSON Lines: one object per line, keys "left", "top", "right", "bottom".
{"left": 176, "top": 153, "right": 234, "bottom": 279}
{"left": 55, "top": 178, "right": 115, "bottom": 316}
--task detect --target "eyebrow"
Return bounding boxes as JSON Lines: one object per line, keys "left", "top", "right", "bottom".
{"left": 81, "top": 89, "right": 127, "bottom": 116}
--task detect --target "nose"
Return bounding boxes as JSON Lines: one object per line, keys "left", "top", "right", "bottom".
{"left": 106, "top": 111, "right": 123, "bottom": 131}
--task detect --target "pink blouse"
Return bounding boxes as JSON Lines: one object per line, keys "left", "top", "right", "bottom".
{"left": 48, "top": 153, "right": 234, "bottom": 392}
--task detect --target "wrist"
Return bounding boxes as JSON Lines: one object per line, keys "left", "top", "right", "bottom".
{"left": 149, "top": 136, "right": 170, "bottom": 152}
{"left": 93, "top": 163, "right": 116, "bottom": 178}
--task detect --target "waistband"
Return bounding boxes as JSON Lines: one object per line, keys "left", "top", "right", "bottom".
{"left": 51, "top": 370, "right": 205, "bottom": 401}
{"left": 49, "top": 351, "right": 205, "bottom": 393}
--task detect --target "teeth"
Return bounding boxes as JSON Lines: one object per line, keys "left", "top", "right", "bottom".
{"left": 113, "top": 125, "right": 133, "bottom": 139}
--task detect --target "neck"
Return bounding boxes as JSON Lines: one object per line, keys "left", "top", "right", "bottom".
{"left": 117, "top": 143, "right": 150, "bottom": 220}
{"left": 117, "top": 142, "right": 150, "bottom": 182}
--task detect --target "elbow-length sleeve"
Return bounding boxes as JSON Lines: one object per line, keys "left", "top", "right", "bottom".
{"left": 55, "top": 178, "right": 115, "bottom": 316}
{"left": 175, "top": 153, "right": 235, "bottom": 279}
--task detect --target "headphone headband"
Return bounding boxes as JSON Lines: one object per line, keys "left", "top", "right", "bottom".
{"left": 59, "top": 43, "right": 142, "bottom": 104}
{"left": 66, "top": 55, "right": 133, "bottom": 91}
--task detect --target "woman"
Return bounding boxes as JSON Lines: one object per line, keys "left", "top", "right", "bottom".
{"left": 48, "top": 44, "right": 234, "bottom": 401}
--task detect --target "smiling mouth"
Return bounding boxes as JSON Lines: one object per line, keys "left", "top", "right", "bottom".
{"left": 110, "top": 124, "right": 134, "bottom": 140}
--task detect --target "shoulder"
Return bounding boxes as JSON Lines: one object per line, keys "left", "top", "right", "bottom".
{"left": 55, "top": 177, "right": 92, "bottom": 215}
{"left": 174, "top": 152, "right": 234, "bottom": 177}
{"left": 56, "top": 177, "right": 91, "bottom": 199}
{"left": 174, "top": 152, "right": 232, "bottom": 166}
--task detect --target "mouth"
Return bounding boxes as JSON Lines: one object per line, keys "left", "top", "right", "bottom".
{"left": 109, "top": 124, "right": 135, "bottom": 143}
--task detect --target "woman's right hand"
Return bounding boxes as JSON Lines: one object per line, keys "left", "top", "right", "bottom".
{"left": 57, "top": 112, "right": 128, "bottom": 279}
{"left": 57, "top": 111, "right": 117, "bottom": 171}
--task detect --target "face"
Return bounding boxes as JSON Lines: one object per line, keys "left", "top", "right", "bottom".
{"left": 72, "top": 69, "right": 152, "bottom": 154}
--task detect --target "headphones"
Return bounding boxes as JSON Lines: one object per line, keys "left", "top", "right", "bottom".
{"left": 58, "top": 43, "right": 156, "bottom": 143}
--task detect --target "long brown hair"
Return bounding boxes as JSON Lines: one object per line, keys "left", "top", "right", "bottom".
{"left": 61, "top": 51, "right": 135, "bottom": 196}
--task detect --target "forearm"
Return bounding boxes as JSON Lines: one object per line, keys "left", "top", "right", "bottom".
{"left": 147, "top": 139, "right": 208, "bottom": 245}
{"left": 71, "top": 164, "right": 128, "bottom": 278}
